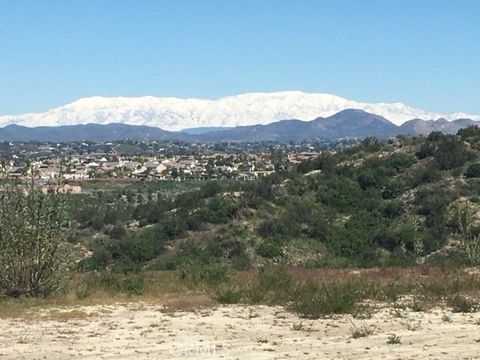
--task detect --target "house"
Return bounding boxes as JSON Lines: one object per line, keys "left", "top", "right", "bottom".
{"left": 132, "top": 166, "right": 148, "bottom": 178}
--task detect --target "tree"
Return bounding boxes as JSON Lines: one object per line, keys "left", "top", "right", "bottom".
{"left": 0, "top": 181, "right": 74, "bottom": 297}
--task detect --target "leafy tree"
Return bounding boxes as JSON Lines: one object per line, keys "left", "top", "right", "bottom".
{"left": 434, "top": 136, "right": 472, "bottom": 170}
{"left": 0, "top": 182, "right": 74, "bottom": 297}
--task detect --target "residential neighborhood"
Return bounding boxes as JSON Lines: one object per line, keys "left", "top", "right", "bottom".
{"left": 0, "top": 140, "right": 346, "bottom": 186}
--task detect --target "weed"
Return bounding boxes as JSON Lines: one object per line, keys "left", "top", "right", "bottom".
{"left": 350, "top": 322, "right": 374, "bottom": 339}
{"left": 245, "top": 266, "right": 294, "bottom": 305}
{"left": 119, "top": 275, "right": 145, "bottom": 296}
{"left": 292, "top": 322, "right": 304, "bottom": 331}
{"left": 213, "top": 286, "right": 242, "bottom": 304}
{"left": 75, "top": 284, "right": 92, "bottom": 300}
{"left": 386, "top": 334, "right": 401, "bottom": 344}
{"left": 442, "top": 314, "right": 452, "bottom": 322}
{"left": 410, "top": 297, "right": 426, "bottom": 312}
{"left": 257, "top": 266, "right": 294, "bottom": 300}
{"left": 392, "top": 308, "right": 405, "bottom": 318}
{"left": 448, "top": 294, "right": 478, "bottom": 313}
{"left": 290, "top": 281, "right": 361, "bottom": 319}
{"left": 352, "top": 303, "right": 374, "bottom": 319}
{"left": 405, "top": 321, "right": 421, "bottom": 331}
{"left": 245, "top": 285, "right": 266, "bottom": 304}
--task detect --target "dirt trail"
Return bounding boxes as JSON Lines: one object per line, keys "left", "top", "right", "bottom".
{"left": 1, "top": 303, "right": 479, "bottom": 359}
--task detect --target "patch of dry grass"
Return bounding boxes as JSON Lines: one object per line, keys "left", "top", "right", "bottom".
{"left": 0, "top": 271, "right": 212, "bottom": 318}
{"left": 1, "top": 266, "right": 480, "bottom": 319}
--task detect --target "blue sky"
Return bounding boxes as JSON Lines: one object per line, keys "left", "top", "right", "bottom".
{"left": 0, "top": 0, "right": 479, "bottom": 115}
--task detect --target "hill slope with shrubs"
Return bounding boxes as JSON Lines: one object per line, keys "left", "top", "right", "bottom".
{"left": 71, "top": 127, "right": 480, "bottom": 275}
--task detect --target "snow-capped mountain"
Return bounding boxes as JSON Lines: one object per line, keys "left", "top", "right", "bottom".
{"left": 1, "top": 91, "right": 479, "bottom": 131}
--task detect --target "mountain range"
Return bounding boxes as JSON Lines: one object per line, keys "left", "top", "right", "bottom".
{"left": 1, "top": 91, "right": 479, "bottom": 131}
{"left": 0, "top": 109, "right": 477, "bottom": 142}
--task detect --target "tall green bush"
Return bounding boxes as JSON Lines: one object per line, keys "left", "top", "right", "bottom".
{"left": 0, "top": 181, "right": 74, "bottom": 297}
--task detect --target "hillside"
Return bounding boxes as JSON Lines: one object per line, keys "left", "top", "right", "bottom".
{"left": 196, "top": 109, "right": 399, "bottom": 141}
{"left": 72, "top": 127, "right": 480, "bottom": 273}
{"left": 0, "top": 123, "right": 189, "bottom": 142}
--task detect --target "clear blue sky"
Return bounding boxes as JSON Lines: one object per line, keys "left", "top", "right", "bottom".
{"left": 1, "top": 0, "right": 479, "bottom": 115}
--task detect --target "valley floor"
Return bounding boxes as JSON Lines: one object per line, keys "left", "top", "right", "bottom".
{"left": 1, "top": 303, "right": 479, "bottom": 360}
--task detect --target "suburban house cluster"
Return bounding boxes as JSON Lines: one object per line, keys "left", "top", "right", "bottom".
{"left": 1, "top": 153, "right": 280, "bottom": 182}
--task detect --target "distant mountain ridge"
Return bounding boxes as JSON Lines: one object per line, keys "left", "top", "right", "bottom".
{"left": 196, "top": 110, "right": 399, "bottom": 142}
{"left": 0, "top": 109, "right": 478, "bottom": 142}
{"left": 0, "top": 123, "right": 184, "bottom": 142}
{"left": 1, "top": 91, "right": 479, "bottom": 131}
{"left": 398, "top": 118, "right": 476, "bottom": 136}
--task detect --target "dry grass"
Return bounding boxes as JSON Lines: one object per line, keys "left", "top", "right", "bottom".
{"left": 0, "top": 271, "right": 210, "bottom": 318}
{"left": 1, "top": 266, "right": 479, "bottom": 319}
{"left": 232, "top": 265, "right": 460, "bottom": 290}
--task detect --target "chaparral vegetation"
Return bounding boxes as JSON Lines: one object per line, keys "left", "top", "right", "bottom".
{"left": 2, "top": 129, "right": 480, "bottom": 318}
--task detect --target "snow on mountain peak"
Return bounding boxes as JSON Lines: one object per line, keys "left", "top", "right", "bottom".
{"left": 0, "top": 91, "right": 478, "bottom": 131}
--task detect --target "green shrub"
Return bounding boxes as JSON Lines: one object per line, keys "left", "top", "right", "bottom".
{"left": 291, "top": 282, "right": 361, "bottom": 319}
{"left": 382, "top": 201, "right": 405, "bottom": 218}
{"left": 382, "top": 179, "right": 406, "bottom": 199}
{"left": 112, "top": 256, "right": 143, "bottom": 274}
{"left": 0, "top": 184, "right": 74, "bottom": 298}
{"left": 326, "top": 211, "right": 381, "bottom": 263}
{"left": 257, "top": 218, "right": 285, "bottom": 238}
{"left": 111, "top": 226, "right": 168, "bottom": 265}
{"left": 197, "top": 197, "right": 238, "bottom": 224}
{"left": 406, "top": 161, "right": 441, "bottom": 188}
{"left": 121, "top": 275, "right": 145, "bottom": 296}
{"left": 231, "top": 253, "right": 252, "bottom": 271}
{"left": 82, "top": 245, "right": 113, "bottom": 270}
{"left": 434, "top": 136, "right": 473, "bottom": 170}
{"left": 75, "top": 283, "right": 92, "bottom": 299}
{"left": 317, "top": 176, "right": 364, "bottom": 211}
{"left": 258, "top": 266, "right": 294, "bottom": 293}
{"left": 246, "top": 266, "right": 294, "bottom": 304}
{"left": 245, "top": 285, "right": 267, "bottom": 304}
{"left": 144, "top": 255, "right": 177, "bottom": 271}
{"left": 256, "top": 238, "right": 284, "bottom": 259}
{"left": 213, "top": 286, "right": 243, "bottom": 304}
{"left": 386, "top": 153, "right": 417, "bottom": 171}
{"left": 178, "top": 261, "right": 231, "bottom": 287}
{"left": 95, "top": 272, "right": 145, "bottom": 296}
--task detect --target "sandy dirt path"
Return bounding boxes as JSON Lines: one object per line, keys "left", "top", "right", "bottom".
{"left": 1, "top": 303, "right": 479, "bottom": 359}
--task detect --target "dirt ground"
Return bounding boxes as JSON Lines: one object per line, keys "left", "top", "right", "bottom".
{"left": 1, "top": 303, "right": 479, "bottom": 360}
